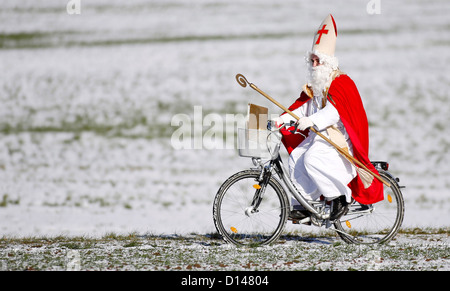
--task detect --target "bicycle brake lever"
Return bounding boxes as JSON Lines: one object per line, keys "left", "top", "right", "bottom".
{"left": 289, "top": 120, "right": 299, "bottom": 134}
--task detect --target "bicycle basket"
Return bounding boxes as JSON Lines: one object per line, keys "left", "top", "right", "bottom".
{"left": 237, "top": 128, "right": 281, "bottom": 159}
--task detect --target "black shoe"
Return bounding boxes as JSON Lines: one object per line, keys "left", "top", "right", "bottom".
{"left": 288, "top": 209, "right": 309, "bottom": 220}
{"left": 330, "top": 196, "right": 348, "bottom": 221}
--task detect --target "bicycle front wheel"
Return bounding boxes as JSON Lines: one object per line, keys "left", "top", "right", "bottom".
{"left": 334, "top": 170, "right": 405, "bottom": 244}
{"left": 213, "top": 170, "right": 289, "bottom": 246}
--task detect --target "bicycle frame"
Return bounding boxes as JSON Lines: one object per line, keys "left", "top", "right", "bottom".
{"left": 251, "top": 154, "right": 331, "bottom": 222}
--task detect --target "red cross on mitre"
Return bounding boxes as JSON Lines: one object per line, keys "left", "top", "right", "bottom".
{"left": 315, "top": 24, "right": 329, "bottom": 45}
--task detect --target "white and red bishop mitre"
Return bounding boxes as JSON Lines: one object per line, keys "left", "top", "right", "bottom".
{"left": 311, "top": 14, "right": 338, "bottom": 57}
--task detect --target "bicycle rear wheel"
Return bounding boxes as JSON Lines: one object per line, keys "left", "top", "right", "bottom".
{"left": 334, "top": 170, "right": 404, "bottom": 244}
{"left": 213, "top": 170, "right": 289, "bottom": 246}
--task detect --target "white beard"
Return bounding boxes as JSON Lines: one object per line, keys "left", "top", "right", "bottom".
{"left": 305, "top": 51, "right": 339, "bottom": 97}
{"left": 307, "top": 64, "right": 333, "bottom": 96}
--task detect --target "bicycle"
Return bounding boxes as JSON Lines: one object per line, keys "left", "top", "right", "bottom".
{"left": 212, "top": 124, "right": 405, "bottom": 246}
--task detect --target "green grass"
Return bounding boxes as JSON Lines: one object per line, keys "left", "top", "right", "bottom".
{"left": 0, "top": 30, "right": 302, "bottom": 50}
{"left": 0, "top": 228, "right": 448, "bottom": 271}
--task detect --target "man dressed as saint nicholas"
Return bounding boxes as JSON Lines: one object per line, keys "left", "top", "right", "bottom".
{"left": 273, "top": 14, "right": 384, "bottom": 221}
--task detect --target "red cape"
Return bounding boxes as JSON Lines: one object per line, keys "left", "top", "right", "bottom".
{"left": 281, "top": 75, "right": 384, "bottom": 204}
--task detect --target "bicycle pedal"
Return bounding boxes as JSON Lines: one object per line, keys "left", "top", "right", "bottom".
{"left": 291, "top": 217, "right": 311, "bottom": 225}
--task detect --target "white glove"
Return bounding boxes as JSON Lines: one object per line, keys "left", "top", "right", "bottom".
{"left": 297, "top": 117, "right": 314, "bottom": 131}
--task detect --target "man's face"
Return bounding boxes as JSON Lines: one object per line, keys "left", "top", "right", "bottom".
{"left": 306, "top": 53, "right": 333, "bottom": 94}
{"left": 310, "top": 54, "right": 321, "bottom": 67}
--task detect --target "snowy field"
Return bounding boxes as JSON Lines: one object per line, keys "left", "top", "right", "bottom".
{"left": 0, "top": 0, "right": 449, "bottom": 238}
{"left": 0, "top": 232, "right": 448, "bottom": 271}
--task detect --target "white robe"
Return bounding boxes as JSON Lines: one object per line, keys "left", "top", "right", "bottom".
{"left": 280, "top": 95, "right": 356, "bottom": 204}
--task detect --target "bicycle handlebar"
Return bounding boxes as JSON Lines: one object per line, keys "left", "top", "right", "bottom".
{"left": 267, "top": 120, "right": 304, "bottom": 135}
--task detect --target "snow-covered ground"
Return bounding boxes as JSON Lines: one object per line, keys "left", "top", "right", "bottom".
{"left": 0, "top": 0, "right": 448, "bottom": 237}
{"left": 1, "top": 232, "right": 448, "bottom": 271}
